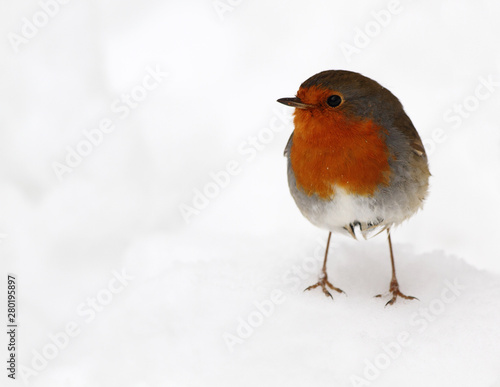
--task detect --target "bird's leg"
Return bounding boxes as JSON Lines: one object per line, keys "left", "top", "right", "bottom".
{"left": 376, "top": 229, "right": 418, "bottom": 306}
{"left": 304, "top": 232, "right": 345, "bottom": 299}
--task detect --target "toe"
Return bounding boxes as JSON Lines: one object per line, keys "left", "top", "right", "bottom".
{"left": 325, "top": 279, "right": 345, "bottom": 294}
{"left": 322, "top": 288, "right": 333, "bottom": 299}
{"left": 304, "top": 283, "right": 320, "bottom": 292}
{"left": 398, "top": 292, "right": 419, "bottom": 301}
{"left": 385, "top": 297, "right": 396, "bottom": 307}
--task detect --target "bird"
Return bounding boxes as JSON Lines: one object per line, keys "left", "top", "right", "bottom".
{"left": 277, "top": 70, "right": 430, "bottom": 306}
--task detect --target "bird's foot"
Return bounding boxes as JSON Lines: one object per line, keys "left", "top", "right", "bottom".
{"left": 304, "top": 274, "right": 345, "bottom": 299}
{"left": 375, "top": 279, "right": 418, "bottom": 306}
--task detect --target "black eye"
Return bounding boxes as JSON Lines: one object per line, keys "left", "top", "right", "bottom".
{"left": 327, "top": 95, "right": 342, "bottom": 107}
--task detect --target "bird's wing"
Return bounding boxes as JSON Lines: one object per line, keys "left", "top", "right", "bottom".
{"left": 411, "top": 139, "right": 426, "bottom": 157}
{"left": 393, "top": 111, "right": 428, "bottom": 159}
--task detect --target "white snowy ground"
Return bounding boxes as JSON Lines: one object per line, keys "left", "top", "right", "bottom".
{"left": 1, "top": 1, "right": 500, "bottom": 386}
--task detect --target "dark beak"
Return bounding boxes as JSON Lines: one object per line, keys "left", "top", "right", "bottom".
{"left": 277, "top": 97, "right": 313, "bottom": 109}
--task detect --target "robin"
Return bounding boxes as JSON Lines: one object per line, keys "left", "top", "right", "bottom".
{"left": 278, "top": 70, "right": 430, "bottom": 306}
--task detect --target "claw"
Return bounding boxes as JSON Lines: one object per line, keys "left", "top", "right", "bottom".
{"left": 304, "top": 275, "right": 345, "bottom": 299}
{"left": 375, "top": 279, "right": 418, "bottom": 306}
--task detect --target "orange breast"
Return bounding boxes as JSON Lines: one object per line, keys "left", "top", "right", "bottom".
{"left": 290, "top": 110, "right": 392, "bottom": 199}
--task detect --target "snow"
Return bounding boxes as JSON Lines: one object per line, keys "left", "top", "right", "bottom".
{"left": 1, "top": 1, "right": 500, "bottom": 386}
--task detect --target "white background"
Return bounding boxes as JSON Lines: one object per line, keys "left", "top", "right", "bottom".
{"left": 1, "top": 1, "right": 500, "bottom": 386}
